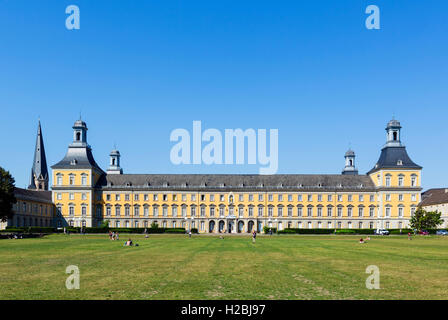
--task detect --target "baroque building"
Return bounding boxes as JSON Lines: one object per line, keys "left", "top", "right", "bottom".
{"left": 51, "top": 118, "right": 422, "bottom": 233}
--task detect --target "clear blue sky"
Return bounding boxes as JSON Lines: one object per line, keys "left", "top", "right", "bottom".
{"left": 1, "top": 0, "right": 447, "bottom": 190}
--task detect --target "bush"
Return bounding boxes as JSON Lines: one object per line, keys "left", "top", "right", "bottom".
{"left": 263, "top": 226, "right": 277, "bottom": 234}
{"left": 190, "top": 228, "right": 199, "bottom": 234}
{"left": 0, "top": 228, "right": 24, "bottom": 233}
{"left": 335, "top": 229, "right": 356, "bottom": 235}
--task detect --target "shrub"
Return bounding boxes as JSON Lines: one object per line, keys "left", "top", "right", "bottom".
{"left": 190, "top": 228, "right": 199, "bottom": 234}
{"left": 263, "top": 226, "right": 277, "bottom": 234}
{"left": 335, "top": 229, "right": 356, "bottom": 235}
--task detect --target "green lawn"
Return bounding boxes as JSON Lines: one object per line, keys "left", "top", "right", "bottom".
{"left": 0, "top": 234, "right": 447, "bottom": 300}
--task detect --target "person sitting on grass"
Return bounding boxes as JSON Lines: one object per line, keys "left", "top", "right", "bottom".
{"left": 359, "top": 238, "right": 365, "bottom": 244}
{"left": 366, "top": 236, "right": 371, "bottom": 241}
{"left": 124, "top": 238, "right": 133, "bottom": 246}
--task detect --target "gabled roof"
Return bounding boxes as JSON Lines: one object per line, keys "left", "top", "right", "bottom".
{"left": 420, "top": 188, "right": 448, "bottom": 207}
{"left": 368, "top": 146, "right": 422, "bottom": 174}
{"left": 15, "top": 187, "right": 52, "bottom": 204}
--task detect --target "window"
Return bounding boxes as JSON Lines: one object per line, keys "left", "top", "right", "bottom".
{"left": 338, "top": 195, "right": 343, "bottom": 202}
{"left": 398, "top": 194, "right": 403, "bottom": 201}
{"left": 135, "top": 221, "right": 139, "bottom": 228}
{"left": 69, "top": 206, "right": 74, "bottom": 216}
{"left": 370, "top": 195, "right": 375, "bottom": 202}
{"left": 412, "top": 194, "right": 417, "bottom": 202}
{"left": 144, "top": 206, "right": 149, "bottom": 216}
{"left": 81, "top": 175, "right": 87, "bottom": 186}
{"left": 385, "top": 207, "right": 391, "bottom": 217}
{"left": 163, "top": 194, "right": 168, "bottom": 201}
{"left": 182, "top": 206, "right": 187, "bottom": 217}
{"left": 268, "top": 207, "right": 273, "bottom": 217}
{"left": 258, "top": 207, "right": 264, "bottom": 217}
{"left": 411, "top": 207, "right": 416, "bottom": 216}
{"left": 307, "top": 207, "right": 313, "bottom": 217}
{"left": 57, "top": 193, "right": 62, "bottom": 200}
{"left": 201, "top": 194, "right": 205, "bottom": 201}
{"left": 153, "top": 206, "right": 158, "bottom": 217}
{"left": 317, "top": 207, "right": 322, "bottom": 217}
{"left": 307, "top": 195, "right": 312, "bottom": 202}
{"left": 69, "top": 193, "right": 74, "bottom": 200}
{"left": 386, "top": 194, "right": 391, "bottom": 201}
{"left": 173, "top": 206, "right": 178, "bottom": 217}
{"left": 192, "top": 194, "right": 197, "bottom": 201}
{"left": 278, "top": 207, "right": 283, "bottom": 217}
{"left": 116, "top": 194, "right": 121, "bottom": 201}
{"left": 125, "top": 206, "right": 130, "bottom": 216}
{"left": 327, "top": 207, "right": 333, "bottom": 217}
{"left": 69, "top": 175, "right": 75, "bottom": 185}
{"left": 297, "top": 207, "right": 302, "bottom": 217}
{"left": 398, "top": 207, "right": 403, "bottom": 217}
{"left": 106, "top": 194, "right": 111, "bottom": 201}
{"left": 258, "top": 194, "right": 263, "bottom": 201}
{"left": 358, "top": 207, "right": 363, "bottom": 217}
{"left": 386, "top": 221, "right": 390, "bottom": 229}
{"left": 359, "top": 195, "right": 364, "bottom": 202}
{"left": 163, "top": 206, "right": 168, "bottom": 217}
{"left": 81, "top": 206, "right": 86, "bottom": 216}
{"left": 249, "top": 194, "right": 254, "bottom": 202}
{"left": 411, "top": 175, "right": 417, "bottom": 187}
{"left": 135, "top": 194, "right": 139, "bottom": 201}
{"left": 328, "top": 195, "right": 332, "bottom": 202}
{"left": 288, "top": 207, "right": 293, "bottom": 217}
{"left": 369, "top": 207, "right": 375, "bottom": 217}
{"left": 317, "top": 195, "right": 322, "bottom": 202}
{"left": 116, "top": 206, "right": 122, "bottom": 216}
{"left": 239, "top": 207, "right": 244, "bottom": 217}
{"left": 337, "top": 207, "right": 343, "bottom": 217}
{"left": 200, "top": 206, "right": 205, "bottom": 217}
{"left": 210, "top": 194, "right": 215, "bottom": 201}
{"left": 219, "top": 207, "right": 225, "bottom": 217}
{"left": 347, "top": 207, "right": 352, "bottom": 217}
{"left": 153, "top": 194, "right": 158, "bottom": 201}
{"left": 268, "top": 194, "right": 273, "bottom": 201}
{"left": 219, "top": 195, "right": 224, "bottom": 202}
{"left": 385, "top": 175, "right": 391, "bottom": 187}
{"left": 298, "top": 195, "right": 303, "bottom": 202}
{"left": 134, "top": 206, "right": 140, "bottom": 217}
{"left": 209, "top": 207, "right": 215, "bottom": 217}
{"left": 81, "top": 193, "right": 87, "bottom": 200}
{"left": 249, "top": 207, "right": 254, "bottom": 217}
{"left": 106, "top": 206, "right": 111, "bottom": 216}
{"left": 144, "top": 194, "right": 149, "bottom": 201}
{"left": 278, "top": 194, "right": 283, "bottom": 201}
{"left": 348, "top": 195, "right": 353, "bottom": 202}
{"left": 191, "top": 206, "right": 196, "bottom": 217}
{"left": 182, "top": 194, "right": 187, "bottom": 201}
{"left": 288, "top": 195, "right": 293, "bottom": 202}
{"left": 398, "top": 176, "right": 404, "bottom": 186}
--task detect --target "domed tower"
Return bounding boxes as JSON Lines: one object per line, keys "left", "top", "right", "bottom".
{"left": 342, "top": 149, "right": 358, "bottom": 175}
{"left": 107, "top": 149, "right": 123, "bottom": 174}
{"left": 368, "top": 119, "right": 422, "bottom": 230}
{"left": 51, "top": 118, "right": 105, "bottom": 228}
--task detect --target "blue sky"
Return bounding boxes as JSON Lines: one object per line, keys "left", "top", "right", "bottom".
{"left": 0, "top": 0, "right": 447, "bottom": 189}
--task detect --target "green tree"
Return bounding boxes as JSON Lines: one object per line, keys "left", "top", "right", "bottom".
{"left": 99, "top": 220, "right": 110, "bottom": 229}
{"left": 0, "top": 166, "right": 17, "bottom": 222}
{"left": 409, "top": 208, "right": 443, "bottom": 232}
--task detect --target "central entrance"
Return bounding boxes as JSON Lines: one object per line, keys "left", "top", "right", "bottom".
{"left": 228, "top": 220, "right": 235, "bottom": 233}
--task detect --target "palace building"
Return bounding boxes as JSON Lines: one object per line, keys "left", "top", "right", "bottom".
{"left": 50, "top": 118, "right": 422, "bottom": 233}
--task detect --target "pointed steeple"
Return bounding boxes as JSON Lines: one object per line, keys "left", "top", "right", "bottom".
{"left": 28, "top": 120, "right": 49, "bottom": 190}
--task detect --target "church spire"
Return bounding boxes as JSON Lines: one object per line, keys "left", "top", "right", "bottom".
{"left": 28, "top": 120, "right": 49, "bottom": 190}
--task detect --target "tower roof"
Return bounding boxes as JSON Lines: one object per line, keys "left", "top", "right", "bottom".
{"left": 28, "top": 121, "right": 48, "bottom": 189}
{"left": 368, "top": 146, "right": 422, "bottom": 174}
{"left": 345, "top": 149, "right": 355, "bottom": 157}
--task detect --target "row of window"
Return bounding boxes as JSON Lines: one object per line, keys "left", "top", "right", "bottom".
{"left": 63, "top": 204, "right": 415, "bottom": 218}
{"left": 64, "top": 219, "right": 402, "bottom": 231}
{"left": 378, "top": 174, "right": 418, "bottom": 187}
{"left": 14, "top": 202, "right": 52, "bottom": 215}
{"left": 55, "top": 173, "right": 88, "bottom": 186}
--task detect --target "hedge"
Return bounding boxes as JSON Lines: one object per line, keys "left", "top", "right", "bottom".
{"left": 263, "top": 226, "right": 277, "bottom": 234}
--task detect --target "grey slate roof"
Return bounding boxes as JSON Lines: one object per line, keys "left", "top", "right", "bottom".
{"left": 96, "top": 174, "right": 376, "bottom": 191}
{"left": 51, "top": 146, "right": 104, "bottom": 173}
{"left": 420, "top": 188, "right": 448, "bottom": 207}
{"left": 368, "top": 146, "right": 422, "bottom": 174}
{"left": 15, "top": 187, "right": 52, "bottom": 204}
{"left": 28, "top": 121, "right": 48, "bottom": 188}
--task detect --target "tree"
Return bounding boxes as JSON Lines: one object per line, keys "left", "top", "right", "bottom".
{"left": 99, "top": 220, "right": 109, "bottom": 229}
{"left": 0, "top": 166, "right": 17, "bottom": 223}
{"left": 409, "top": 208, "right": 443, "bottom": 232}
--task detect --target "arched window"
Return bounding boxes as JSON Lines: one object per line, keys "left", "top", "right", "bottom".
{"left": 76, "top": 132, "right": 81, "bottom": 141}
{"left": 393, "top": 131, "right": 398, "bottom": 141}
{"left": 349, "top": 159, "right": 353, "bottom": 166}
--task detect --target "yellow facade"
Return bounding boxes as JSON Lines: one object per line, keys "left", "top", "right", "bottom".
{"left": 51, "top": 119, "right": 423, "bottom": 232}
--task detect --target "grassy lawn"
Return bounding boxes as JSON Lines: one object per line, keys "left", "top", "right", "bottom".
{"left": 0, "top": 234, "right": 447, "bottom": 300}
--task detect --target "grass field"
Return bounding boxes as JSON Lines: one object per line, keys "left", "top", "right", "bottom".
{"left": 0, "top": 234, "right": 447, "bottom": 300}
